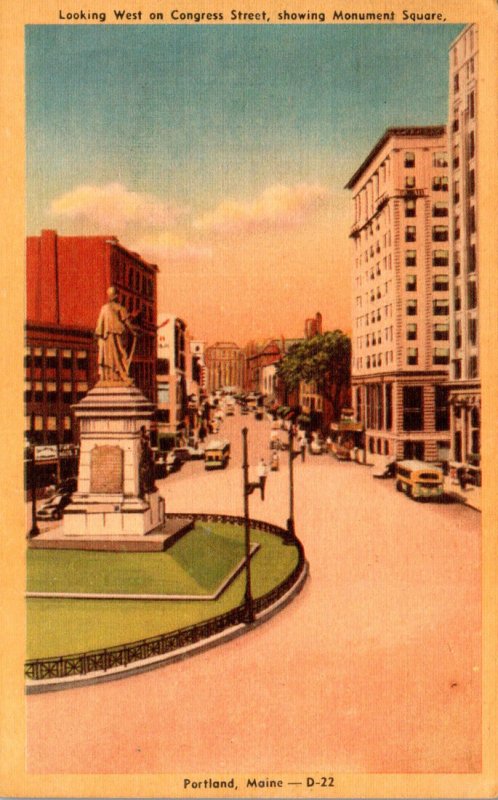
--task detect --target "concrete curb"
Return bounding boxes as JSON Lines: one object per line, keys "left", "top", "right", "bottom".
{"left": 25, "top": 560, "right": 309, "bottom": 694}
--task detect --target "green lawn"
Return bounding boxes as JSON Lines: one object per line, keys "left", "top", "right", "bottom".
{"left": 26, "top": 525, "right": 300, "bottom": 659}
{"left": 27, "top": 523, "right": 248, "bottom": 596}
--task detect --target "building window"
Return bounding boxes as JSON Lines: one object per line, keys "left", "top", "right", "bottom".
{"left": 468, "top": 206, "right": 476, "bottom": 233}
{"left": 433, "top": 202, "right": 448, "bottom": 217}
{"left": 156, "top": 358, "right": 170, "bottom": 375}
{"left": 405, "top": 250, "right": 417, "bottom": 267}
{"left": 468, "top": 355, "right": 478, "bottom": 378}
{"left": 403, "top": 386, "right": 423, "bottom": 431}
{"left": 433, "top": 348, "right": 450, "bottom": 365}
{"left": 433, "top": 275, "right": 449, "bottom": 292}
{"left": 455, "top": 319, "right": 462, "bottom": 349}
{"left": 468, "top": 317, "right": 478, "bottom": 346}
{"left": 24, "top": 380, "right": 32, "bottom": 402}
{"left": 469, "top": 91, "right": 475, "bottom": 119}
{"left": 453, "top": 144, "right": 460, "bottom": 169}
{"left": 46, "top": 381, "right": 57, "bottom": 403}
{"left": 406, "top": 300, "right": 417, "bottom": 316}
{"left": 433, "top": 250, "right": 449, "bottom": 267}
{"left": 452, "top": 117, "right": 459, "bottom": 133}
{"left": 433, "top": 226, "right": 449, "bottom": 242}
{"left": 405, "top": 226, "right": 416, "bottom": 242}
{"left": 406, "top": 323, "right": 417, "bottom": 340}
{"left": 407, "top": 348, "right": 418, "bottom": 366}
{"left": 434, "top": 299, "right": 449, "bottom": 316}
{"left": 46, "top": 349, "right": 57, "bottom": 370}
{"left": 405, "top": 199, "right": 416, "bottom": 217}
{"left": 76, "top": 350, "right": 88, "bottom": 371}
{"left": 435, "top": 386, "right": 449, "bottom": 431}
{"left": 453, "top": 181, "right": 460, "bottom": 204}
{"left": 454, "top": 73, "right": 459, "bottom": 93}
{"left": 454, "top": 252, "right": 461, "bottom": 275}
{"left": 468, "top": 169, "right": 475, "bottom": 196}
{"left": 405, "top": 176, "right": 416, "bottom": 189}
{"left": 432, "top": 176, "right": 448, "bottom": 192}
{"left": 468, "top": 244, "right": 476, "bottom": 273}
{"left": 62, "top": 349, "right": 72, "bottom": 371}
{"left": 453, "top": 359, "right": 462, "bottom": 379}
{"left": 157, "top": 385, "right": 170, "bottom": 404}
{"left": 434, "top": 323, "right": 449, "bottom": 341}
{"left": 433, "top": 151, "right": 448, "bottom": 168}
{"left": 62, "top": 382, "right": 72, "bottom": 404}
{"left": 76, "top": 382, "right": 88, "bottom": 401}
{"left": 404, "top": 151, "right": 415, "bottom": 168}
{"left": 406, "top": 275, "right": 417, "bottom": 291}
{"left": 469, "top": 130, "right": 475, "bottom": 159}
{"left": 468, "top": 280, "right": 478, "bottom": 309}
{"left": 33, "top": 348, "right": 43, "bottom": 369}
{"left": 454, "top": 216, "right": 460, "bottom": 240}
{"left": 454, "top": 286, "right": 461, "bottom": 311}
{"left": 34, "top": 381, "right": 43, "bottom": 403}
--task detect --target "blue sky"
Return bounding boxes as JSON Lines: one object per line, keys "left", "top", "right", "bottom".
{"left": 25, "top": 23, "right": 463, "bottom": 340}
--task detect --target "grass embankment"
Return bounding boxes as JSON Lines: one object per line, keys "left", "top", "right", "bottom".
{"left": 26, "top": 522, "right": 299, "bottom": 659}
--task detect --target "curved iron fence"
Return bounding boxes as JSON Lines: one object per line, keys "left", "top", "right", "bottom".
{"left": 25, "top": 514, "right": 306, "bottom": 682}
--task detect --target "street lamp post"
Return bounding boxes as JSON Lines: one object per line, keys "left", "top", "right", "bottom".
{"left": 241, "top": 427, "right": 266, "bottom": 624}
{"left": 286, "top": 425, "right": 299, "bottom": 542}
{"left": 27, "top": 412, "right": 40, "bottom": 539}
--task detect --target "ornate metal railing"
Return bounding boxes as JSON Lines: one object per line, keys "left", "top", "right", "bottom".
{"left": 25, "top": 514, "right": 306, "bottom": 682}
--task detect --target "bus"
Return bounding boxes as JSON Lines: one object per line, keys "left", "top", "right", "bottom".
{"left": 204, "top": 439, "right": 230, "bottom": 470}
{"left": 395, "top": 460, "right": 444, "bottom": 501}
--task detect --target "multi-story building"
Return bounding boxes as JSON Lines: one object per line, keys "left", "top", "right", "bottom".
{"left": 346, "top": 127, "right": 451, "bottom": 462}
{"left": 25, "top": 230, "right": 158, "bottom": 484}
{"left": 155, "top": 314, "right": 187, "bottom": 448}
{"left": 447, "top": 24, "right": 481, "bottom": 480}
{"left": 205, "top": 342, "right": 244, "bottom": 393}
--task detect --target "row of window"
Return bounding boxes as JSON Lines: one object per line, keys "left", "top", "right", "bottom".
{"left": 25, "top": 414, "right": 73, "bottom": 445}
{"left": 356, "top": 305, "right": 394, "bottom": 328}
{"left": 453, "top": 355, "right": 478, "bottom": 379}
{"left": 25, "top": 347, "right": 89, "bottom": 373}
{"left": 357, "top": 384, "right": 449, "bottom": 434}
{"left": 454, "top": 281, "right": 478, "bottom": 310}
{"left": 113, "top": 262, "right": 154, "bottom": 300}
{"left": 404, "top": 225, "right": 449, "bottom": 243}
{"left": 405, "top": 275, "right": 449, "bottom": 292}
{"left": 404, "top": 176, "right": 449, "bottom": 192}
{"left": 357, "top": 348, "right": 450, "bottom": 370}
{"left": 25, "top": 380, "right": 88, "bottom": 404}
{"left": 403, "top": 151, "right": 448, "bottom": 169}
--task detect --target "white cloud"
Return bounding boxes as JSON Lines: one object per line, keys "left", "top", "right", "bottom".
{"left": 50, "top": 183, "right": 188, "bottom": 231}
{"left": 194, "top": 183, "right": 331, "bottom": 234}
{"left": 130, "top": 231, "right": 212, "bottom": 264}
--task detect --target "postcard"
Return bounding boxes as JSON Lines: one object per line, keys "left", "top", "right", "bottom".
{"left": 0, "top": 0, "right": 497, "bottom": 797}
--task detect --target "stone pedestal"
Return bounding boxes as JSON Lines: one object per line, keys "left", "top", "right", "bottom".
{"left": 64, "top": 383, "right": 165, "bottom": 539}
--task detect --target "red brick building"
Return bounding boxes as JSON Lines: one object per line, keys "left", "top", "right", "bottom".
{"left": 25, "top": 230, "right": 158, "bottom": 481}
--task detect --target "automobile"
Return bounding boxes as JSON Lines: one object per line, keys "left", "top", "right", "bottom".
{"left": 173, "top": 445, "right": 205, "bottom": 461}
{"left": 241, "top": 405, "right": 249, "bottom": 415}
{"left": 36, "top": 491, "right": 73, "bottom": 521}
{"left": 165, "top": 451, "right": 182, "bottom": 474}
{"left": 372, "top": 458, "right": 396, "bottom": 478}
{"left": 255, "top": 410, "right": 264, "bottom": 421}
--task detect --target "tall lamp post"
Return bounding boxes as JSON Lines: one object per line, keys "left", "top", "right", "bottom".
{"left": 286, "top": 425, "right": 300, "bottom": 542}
{"left": 27, "top": 412, "right": 40, "bottom": 539}
{"left": 241, "top": 427, "right": 266, "bottom": 624}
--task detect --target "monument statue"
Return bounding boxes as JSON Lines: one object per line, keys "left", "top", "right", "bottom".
{"left": 95, "top": 287, "right": 138, "bottom": 383}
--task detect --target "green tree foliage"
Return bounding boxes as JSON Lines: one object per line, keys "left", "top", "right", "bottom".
{"left": 276, "top": 331, "right": 351, "bottom": 420}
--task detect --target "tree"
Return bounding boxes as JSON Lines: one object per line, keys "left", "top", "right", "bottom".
{"left": 276, "top": 331, "right": 351, "bottom": 421}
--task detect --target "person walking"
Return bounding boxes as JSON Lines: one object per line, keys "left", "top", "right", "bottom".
{"left": 257, "top": 458, "right": 268, "bottom": 500}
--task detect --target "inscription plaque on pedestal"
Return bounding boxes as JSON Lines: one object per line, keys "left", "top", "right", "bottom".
{"left": 90, "top": 445, "right": 124, "bottom": 493}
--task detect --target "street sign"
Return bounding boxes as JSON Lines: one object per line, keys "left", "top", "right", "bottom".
{"left": 34, "top": 445, "right": 58, "bottom": 462}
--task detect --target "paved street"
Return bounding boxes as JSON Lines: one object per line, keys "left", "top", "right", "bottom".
{"left": 26, "top": 410, "right": 481, "bottom": 774}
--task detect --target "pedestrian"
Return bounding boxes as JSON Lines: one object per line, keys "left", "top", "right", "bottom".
{"left": 257, "top": 458, "right": 267, "bottom": 500}
{"left": 458, "top": 466, "right": 468, "bottom": 491}
{"left": 300, "top": 437, "right": 306, "bottom": 462}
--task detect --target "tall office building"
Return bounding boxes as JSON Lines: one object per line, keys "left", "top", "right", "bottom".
{"left": 346, "top": 127, "right": 451, "bottom": 462}
{"left": 447, "top": 24, "right": 481, "bottom": 481}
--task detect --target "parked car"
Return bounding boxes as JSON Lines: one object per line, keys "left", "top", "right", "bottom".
{"left": 173, "top": 445, "right": 205, "bottom": 461}
{"left": 36, "top": 491, "right": 73, "bottom": 521}
{"left": 372, "top": 458, "right": 396, "bottom": 479}
{"left": 165, "top": 452, "right": 182, "bottom": 474}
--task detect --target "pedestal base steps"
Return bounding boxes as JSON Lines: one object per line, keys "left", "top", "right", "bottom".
{"left": 28, "top": 517, "right": 194, "bottom": 552}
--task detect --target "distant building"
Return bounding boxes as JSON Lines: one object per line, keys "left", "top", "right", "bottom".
{"left": 346, "top": 127, "right": 451, "bottom": 461}
{"left": 447, "top": 25, "right": 481, "bottom": 481}
{"left": 155, "top": 314, "right": 187, "bottom": 448}
{"left": 25, "top": 230, "right": 158, "bottom": 484}
{"left": 205, "top": 342, "right": 244, "bottom": 393}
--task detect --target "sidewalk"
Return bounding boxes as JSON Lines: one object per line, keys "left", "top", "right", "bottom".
{"left": 443, "top": 475, "right": 481, "bottom": 512}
